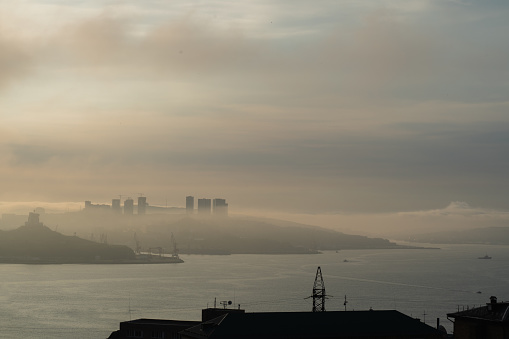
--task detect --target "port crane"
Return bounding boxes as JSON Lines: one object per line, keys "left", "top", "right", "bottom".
{"left": 133, "top": 233, "right": 142, "bottom": 254}
{"left": 171, "top": 233, "right": 179, "bottom": 258}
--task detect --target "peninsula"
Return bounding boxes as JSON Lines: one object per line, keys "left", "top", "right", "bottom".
{"left": 0, "top": 213, "right": 183, "bottom": 264}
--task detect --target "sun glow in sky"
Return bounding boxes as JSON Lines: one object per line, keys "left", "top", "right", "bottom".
{"left": 1, "top": 0, "right": 509, "bottom": 220}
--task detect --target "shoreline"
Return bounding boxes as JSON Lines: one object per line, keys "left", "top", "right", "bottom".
{"left": 0, "top": 256, "right": 184, "bottom": 265}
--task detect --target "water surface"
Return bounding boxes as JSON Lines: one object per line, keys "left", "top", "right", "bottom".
{"left": 1, "top": 243, "right": 507, "bottom": 338}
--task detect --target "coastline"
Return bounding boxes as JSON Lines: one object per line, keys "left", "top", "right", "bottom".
{"left": 0, "top": 256, "right": 184, "bottom": 265}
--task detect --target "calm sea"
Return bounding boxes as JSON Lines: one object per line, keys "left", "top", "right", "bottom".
{"left": 1, "top": 243, "right": 508, "bottom": 338}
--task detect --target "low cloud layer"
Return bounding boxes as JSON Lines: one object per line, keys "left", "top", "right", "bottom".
{"left": 262, "top": 202, "right": 509, "bottom": 238}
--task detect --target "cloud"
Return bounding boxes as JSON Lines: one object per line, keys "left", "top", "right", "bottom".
{"left": 0, "top": 33, "right": 33, "bottom": 89}
{"left": 259, "top": 202, "right": 509, "bottom": 238}
{"left": 1, "top": 2, "right": 509, "bottom": 214}
{"left": 8, "top": 144, "right": 57, "bottom": 166}
{"left": 49, "top": 14, "right": 261, "bottom": 78}
{"left": 0, "top": 201, "right": 82, "bottom": 215}
{"left": 2, "top": 100, "right": 509, "bottom": 213}
{"left": 5, "top": 2, "right": 509, "bottom": 105}
{"left": 397, "top": 201, "right": 498, "bottom": 217}
{"left": 344, "top": 9, "right": 435, "bottom": 86}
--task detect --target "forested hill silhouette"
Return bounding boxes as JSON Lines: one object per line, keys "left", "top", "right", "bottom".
{"left": 0, "top": 213, "right": 135, "bottom": 263}
{"left": 144, "top": 215, "right": 421, "bottom": 254}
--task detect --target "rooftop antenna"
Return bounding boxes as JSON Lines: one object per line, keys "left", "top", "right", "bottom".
{"left": 129, "top": 296, "right": 132, "bottom": 321}
{"left": 306, "top": 266, "right": 329, "bottom": 312}
{"left": 220, "top": 301, "right": 232, "bottom": 309}
{"left": 128, "top": 294, "right": 137, "bottom": 321}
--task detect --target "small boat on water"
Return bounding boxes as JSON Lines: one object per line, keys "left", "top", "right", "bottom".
{"left": 478, "top": 254, "right": 492, "bottom": 259}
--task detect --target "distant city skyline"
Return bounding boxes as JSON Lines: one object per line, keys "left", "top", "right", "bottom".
{"left": 82, "top": 195, "right": 228, "bottom": 216}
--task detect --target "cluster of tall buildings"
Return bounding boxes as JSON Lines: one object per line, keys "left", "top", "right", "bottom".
{"left": 84, "top": 196, "right": 228, "bottom": 216}
{"left": 85, "top": 196, "right": 148, "bottom": 215}
{"left": 186, "top": 196, "right": 228, "bottom": 216}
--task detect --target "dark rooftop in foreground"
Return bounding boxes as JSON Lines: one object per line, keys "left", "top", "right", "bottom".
{"left": 447, "top": 296, "right": 509, "bottom": 322}
{"left": 122, "top": 319, "right": 199, "bottom": 326}
{"left": 447, "top": 296, "right": 509, "bottom": 339}
{"left": 181, "top": 310, "right": 442, "bottom": 339}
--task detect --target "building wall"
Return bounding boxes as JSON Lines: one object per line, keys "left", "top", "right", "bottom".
{"left": 124, "top": 198, "right": 134, "bottom": 215}
{"left": 197, "top": 199, "right": 211, "bottom": 215}
{"left": 116, "top": 321, "right": 199, "bottom": 339}
{"left": 454, "top": 318, "right": 509, "bottom": 339}
{"left": 138, "top": 197, "right": 147, "bottom": 215}
{"left": 186, "top": 196, "right": 194, "bottom": 214}
{"left": 212, "top": 198, "right": 228, "bottom": 216}
{"left": 112, "top": 199, "right": 121, "bottom": 213}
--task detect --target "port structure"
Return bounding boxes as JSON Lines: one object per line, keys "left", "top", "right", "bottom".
{"left": 170, "top": 233, "right": 179, "bottom": 258}
{"left": 134, "top": 233, "right": 142, "bottom": 254}
{"left": 306, "top": 266, "right": 329, "bottom": 312}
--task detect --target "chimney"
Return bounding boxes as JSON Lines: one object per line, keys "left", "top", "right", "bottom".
{"left": 488, "top": 296, "right": 498, "bottom": 312}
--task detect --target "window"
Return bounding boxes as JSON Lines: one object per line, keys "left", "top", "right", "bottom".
{"left": 127, "top": 329, "right": 143, "bottom": 338}
{"left": 151, "top": 331, "right": 164, "bottom": 338}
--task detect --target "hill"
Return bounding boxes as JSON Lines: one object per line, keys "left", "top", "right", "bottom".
{"left": 3, "top": 212, "right": 427, "bottom": 256}
{"left": 139, "top": 215, "right": 413, "bottom": 254}
{"left": 0, "top": 213, "right": 135, "bottom": 263}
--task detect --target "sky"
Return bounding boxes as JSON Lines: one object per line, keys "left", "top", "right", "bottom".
{"left": 1, "top": 0, "right": 509, "bottom": 229}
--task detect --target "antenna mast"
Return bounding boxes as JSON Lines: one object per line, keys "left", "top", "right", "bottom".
{"left": 307, "top": 266, "right": 328, "bottom": 312}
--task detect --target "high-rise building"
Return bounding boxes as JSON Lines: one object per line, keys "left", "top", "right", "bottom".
{"left": 213, "top": 198, "right": 228, "bottom": 216}
{"left": 197, "top": 198, "right": 211, "bottom": 215}
{"left": 112, "top": 199, "right": 121, "bottom": 213}
{"left": 138, "top": 196, "right": 147, "bottom": 215}
{"left": 124, "top": 198, "right": 134, "bottom": 215}
{"left": 186, "top": 196, "right": 194, "bottom": 214}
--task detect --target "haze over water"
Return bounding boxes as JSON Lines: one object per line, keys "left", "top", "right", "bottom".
{"left": 2, "top": 244, "right": 508, "bottom": 338}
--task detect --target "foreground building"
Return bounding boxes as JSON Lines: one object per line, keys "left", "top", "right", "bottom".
{"left": 109, "top": 308, "right": 443, "bottom": 339}
{"left": 108, "top": 308, "right": 244, "bottom": 339}
{"left": 181, "top": 310, "right": 443, "bottom": 339}
{"left": 447, "top": 296, "right": 509, "bottom": 339}
{"left": 109, "top": 319, "right": 200, "bottom": 339}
